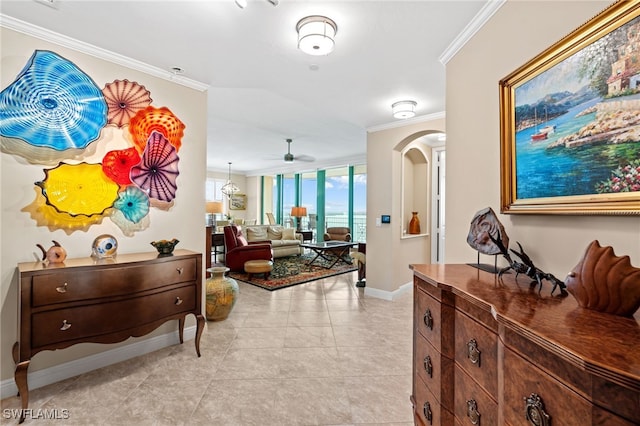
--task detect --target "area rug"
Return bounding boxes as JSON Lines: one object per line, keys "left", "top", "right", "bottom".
{"left": 228, "top": 253, "right": 357, "bottom": 291}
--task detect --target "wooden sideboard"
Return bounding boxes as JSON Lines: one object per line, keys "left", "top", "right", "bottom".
{"left": 13, "top": 250, "right": 204, "bottom": 423}
{"left": 410, "top": 264, "right": 640, "bottom": 426}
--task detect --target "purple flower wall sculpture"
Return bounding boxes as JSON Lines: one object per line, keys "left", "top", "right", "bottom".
{"left": 130, "top": 131, "right": 180, "bottom": 202}
{"left": 102, "top": 80, "right": 152, "bottom": 128}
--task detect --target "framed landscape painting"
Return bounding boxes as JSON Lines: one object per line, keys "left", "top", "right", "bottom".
{"left": 229, "top": 194, "right": 246, "bottom": 210}
{"left": 499, "top": 1, "right": 640, "bottom": 215}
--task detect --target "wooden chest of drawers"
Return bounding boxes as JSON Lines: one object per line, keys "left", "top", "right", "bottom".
{"left": 13, "top": 250, "right": 204, "bottom": 423}
{"left": 410, "top": 264, "right": 640, "bottom": 426}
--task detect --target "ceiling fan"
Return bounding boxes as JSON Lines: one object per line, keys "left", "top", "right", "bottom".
{"left": 283, "top": 138, "right": 314, "bottom": 163}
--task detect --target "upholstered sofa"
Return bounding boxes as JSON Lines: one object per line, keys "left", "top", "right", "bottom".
{"left": 244, "top": 225, "right": 303, "bottom": 258}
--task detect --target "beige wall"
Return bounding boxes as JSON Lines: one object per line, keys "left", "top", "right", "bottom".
{"left": 366, "top": 117, "right": 445, "bottom": 294}
{"left": 1, "top": 29, "right": 208, "bottom": 382}
{"left": 446, "top": 1, "right": 640, "bottom": 273}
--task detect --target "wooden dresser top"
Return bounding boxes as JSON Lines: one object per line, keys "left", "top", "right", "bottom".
{"left": 411, "top": 263, "right": 640, "bottom": 390}
{"left": 18, "top": 249, "right": 200, "bottom": 274}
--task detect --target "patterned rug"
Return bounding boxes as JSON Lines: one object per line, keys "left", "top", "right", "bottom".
{"left": 228, "top": 253, "right": 357, "bottom": 291}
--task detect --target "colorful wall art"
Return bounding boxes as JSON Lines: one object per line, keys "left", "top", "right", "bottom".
{"left": 0, "top": 50, "right": 186, "bottom": 235}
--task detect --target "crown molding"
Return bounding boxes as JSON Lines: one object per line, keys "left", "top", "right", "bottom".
{"left": 0, "top": 14, "right": 209, "bottom": 92}
{"left": 439, "top": 0, "right": 506, "bottom": 65}
{"left": 367, "top": 111, "right": 446, "bottom": 133}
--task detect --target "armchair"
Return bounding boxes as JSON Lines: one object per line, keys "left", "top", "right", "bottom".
{"left": 223, "top": 225, "right": 273, "bottom": 272}
{"left": 323, "top": 227, "right": 352, "bottom": 242}
{"left": 323, "top": 227, "right": 353, "bottom": 260}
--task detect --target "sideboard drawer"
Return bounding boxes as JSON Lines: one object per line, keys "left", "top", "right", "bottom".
{"left": 454, "top": 365, "right": 498, "bottom": 426}
{"left": 415, "top": 287, "right": 454, "bottom": 357}
{"left": 503, "top": 347, "right": 592, "bottom": 426}
{"left": 415, "top": 374, "right": 454, "bottom": 426}
{"left": 416, "top": 332, "right": 454, "bottom": 411}
{"left": 31, "top": 258, "right": 197, "bottom": 307}
{"left": 454, "top": 310, "right": 498, "bottom": 398}
{"left": 31, "top": 284, "right": 196, "bottom": 348}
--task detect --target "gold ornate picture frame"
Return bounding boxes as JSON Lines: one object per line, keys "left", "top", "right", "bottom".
{"left": 499, "top": 1, "right": 640, "bottom": 215}
{"left": 229, "top": 194, "right": 246, "bottom": 210}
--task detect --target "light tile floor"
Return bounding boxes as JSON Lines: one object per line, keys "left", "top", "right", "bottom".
{"left": 2, "top": 271, "right": 414, "bottom": 425}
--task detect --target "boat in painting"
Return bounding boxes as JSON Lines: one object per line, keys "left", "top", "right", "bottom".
{"left": 530, "top": 107, "right": 555, "bottom": 142}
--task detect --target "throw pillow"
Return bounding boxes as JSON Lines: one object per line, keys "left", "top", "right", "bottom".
{"left": 282, "top": 228, "right": 296, "bottom": 240}
{"left": 245, "top": 227, "right": 268, "bottom": 241}
{"left": 267, "top": 226, "right": 283, "bottom": 240}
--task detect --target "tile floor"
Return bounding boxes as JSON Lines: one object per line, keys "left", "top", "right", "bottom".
{"left": 2, "top": 271, "right": 415, "bottom": 425}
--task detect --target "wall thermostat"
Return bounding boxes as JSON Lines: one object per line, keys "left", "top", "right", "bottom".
{"left": 381, "top": 215, "right": 391, "bottom": 224}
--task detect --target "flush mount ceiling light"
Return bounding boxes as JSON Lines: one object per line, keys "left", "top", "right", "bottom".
{"left": 392, "top": 100, "right": 417, "bottom": 119}
{"left": 235, "top": 0, "right": 278, "bottom": 9}
{"left": 296, "top": 15, "right": 338, "bottom": 56}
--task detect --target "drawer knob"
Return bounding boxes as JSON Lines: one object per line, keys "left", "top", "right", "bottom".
{"left": 56, "top": 283, "right": 68, "bottom": 293}
{"left": 423, "top": 401, "right": 433, "bottom": 424}
{"left": 60, "top": 320, "right": 71, "bottom": 331}
{"left": 524, "top": 393, "right": 550, "bottom": 426}
{"left": 423, "top": 355, "right": 433, "bottom": 378}
{"left": 467, "top": 399, "right": 480, "bottom": 425}
{"left": 176, "top": 267, "right": 184, "bottom": 275}
{"left": 423, "top": 308, "right": 433, "bottom": 330}
{"left": 175, "top": 297, "right": 183, "bottom": 305}
{"left": 467, "top": 339, "right": 481, "bottom": 367}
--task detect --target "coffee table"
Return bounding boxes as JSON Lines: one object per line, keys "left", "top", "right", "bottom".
{"left": 301, "top": 241, "right": 357, "bottom": 269}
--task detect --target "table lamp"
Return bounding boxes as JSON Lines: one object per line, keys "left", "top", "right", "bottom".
{"left": 206, "top": 201, "right": 223, "bottom": 227}
{"left": 290, "top": 206, "right": 307, "bottom": 232}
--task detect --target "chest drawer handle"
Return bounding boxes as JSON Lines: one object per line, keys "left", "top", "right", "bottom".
{"left": 524, "top": 393, "right": 550, "bottom": 426}
{"left": 175, "top": 297, "right": 183, "bottom": 305}
{"left": 467, "top": 399, "right": 480, "bottom": 425}
{"left": 423, "top": 355, "right": 433, "bottom": 378}
{"left": 423, "top": 309, "right": 433, "bottom": 330}
{"left": 176, "top": 267, "right": 184, "bottom": 275}
{"left": 60, "top": 320, "right": 71, "bottom": 331}
{"left": 423, "top": 401, "right": 432, "bottom": 424}
{"left": 56, "top": 283, "right": 68, "bottom": 293}
{"left": 468, "top": 339, "right": 481, "bottom": 367}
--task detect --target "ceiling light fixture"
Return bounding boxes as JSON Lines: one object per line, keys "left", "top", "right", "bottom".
{"left": 221, "top": 162, "right": 240, "bottom": 197}
{"left": 235, "top": 0, "right": 277, "bottom": 9}
{"left": 392, "top": 100, "right": 417, "bottom": 119}
{"left": 296, "top": 15, "right": 338, "bottom": 56}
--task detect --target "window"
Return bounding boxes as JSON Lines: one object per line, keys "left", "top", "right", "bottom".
{"left": 282, "top": 174, "right": 296, "bottom": 227}
{"left": 261, "top": 164, "right": 366, "bottom": 241}
{"left": 353, "top": 165, "right": 367, "bottom": 243}
{"left": 301, "top": 171, "right": 317, "bottom": 234}
{"left": 324, "top": 166, "right": 350, "bottom": 228}
{"left": 206, "top": 178, "right": 225, "bottom": 201}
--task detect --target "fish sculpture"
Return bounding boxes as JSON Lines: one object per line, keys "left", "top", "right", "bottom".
{"left": 36, "top": 240, "right": 67, "bottom": 264}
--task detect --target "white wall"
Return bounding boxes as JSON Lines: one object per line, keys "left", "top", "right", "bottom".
{"left": 1, "top": 28, "right": 208, "bottom": 382}
{"left": 366, "top": 116, "right": 445, "bottom": 295}
{"left": 446, "top": 1, "right": 639, "bottom": 274}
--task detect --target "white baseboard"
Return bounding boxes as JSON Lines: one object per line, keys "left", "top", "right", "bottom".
{"left": 0, "top": 326, "right": 196, "bottom": 400}
{"left": 364, "top": 281, "right": 412, "bottom": 301}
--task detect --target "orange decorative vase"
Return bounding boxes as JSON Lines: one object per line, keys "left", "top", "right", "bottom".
{"left": 409, "top": 212, "right": 421, "bottom": 234}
